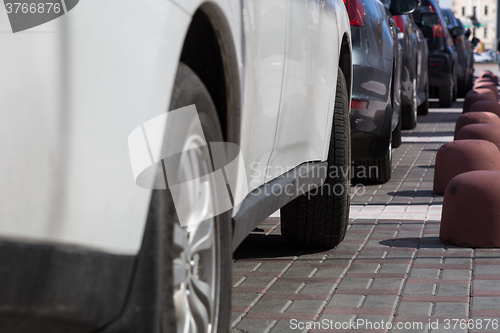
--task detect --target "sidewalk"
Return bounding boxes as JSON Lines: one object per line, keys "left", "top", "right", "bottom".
{"left": 231, "top": 69, "right": 500, "bottom": 333}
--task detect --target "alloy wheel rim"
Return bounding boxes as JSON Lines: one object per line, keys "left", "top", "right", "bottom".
{"left": 172, "top": 134, "right": 218, "bottom": 333}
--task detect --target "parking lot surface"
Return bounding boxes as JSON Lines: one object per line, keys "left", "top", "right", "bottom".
{"left": 231, "top": 65, "right": 500, "bottom": 333}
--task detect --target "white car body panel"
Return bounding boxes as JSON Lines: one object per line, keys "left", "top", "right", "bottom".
{"left": 0, "top": 0, "right": 350, "bottom": 255}
{"left": 0, "top": 0, "right": 191, "bottom": 255}
{"left": 267, "top": 0, "right": 349, "bottom": 180}
{"left": 237, "top": 0, "right": 287, "bottom": 190}
{"left": 473, "top": 50, "right": 494, "bottom": 63}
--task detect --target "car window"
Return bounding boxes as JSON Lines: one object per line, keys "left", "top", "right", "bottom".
{"left": 412, "top": 6, "right": 431, "bottom": 21}
{"left": 442, "top": 9, "right": 458, "bottom": 26}
{"left": 379, "top": 0, "right": 390, "bottom": 9}
{"left": 443, "top": 11, "right": 451, "bottom": 24}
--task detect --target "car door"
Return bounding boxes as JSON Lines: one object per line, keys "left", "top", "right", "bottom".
{"left": 266, "top": 0, "right": 338, "bottom": 180}
{"left": 240, "top": 0, "right": 287, "bottom": 191}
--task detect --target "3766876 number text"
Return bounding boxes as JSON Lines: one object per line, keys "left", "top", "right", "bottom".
{"left": 5, "top": 2, "right": 61, "bottom": 14}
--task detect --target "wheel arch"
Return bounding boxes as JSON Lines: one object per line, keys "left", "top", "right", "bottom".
{"left": 339, "top": 32, "right": 352, "bottom": 102}
{"left": 410, "top": 33, "right": 418, "bottom": 81}
{"left": 179, "top": 3, "right": 241, "bottom": 145}
{"left": 391, "top": 55, "right": 396, "bottom": 111}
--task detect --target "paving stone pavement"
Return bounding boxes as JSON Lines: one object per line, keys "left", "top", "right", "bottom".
{"left": 231, "top": 66, "right": 500, "bottom": 333}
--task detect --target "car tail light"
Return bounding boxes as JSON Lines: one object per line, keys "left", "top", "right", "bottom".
{"left": 430, "top": 62, "right": 438, "bottom": 66}
{"left": 351, "top": 99, "right": 368, "bottom": 109}
{"left": 393, "top": 15, "right": 405, "bottom": 32}
{"left": 428, "top": 3, "right": 446, "bottom": 38}
{"left": 433, "top": 23, "right": 446, "bottom": 38}
{"left": 344, "top": 0, "right": 365, "bottom": 27}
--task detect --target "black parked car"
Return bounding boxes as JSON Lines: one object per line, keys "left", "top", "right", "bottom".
{"left": 393, "top": 13, "right": 430, "bottom": 128}
{"left": 458, "top": 18, "right": 474, "bottom": 91}
{"left": 413, "top": 0, "right": 459, "bottom": 107}
{"left": 441, "top": 8, "right": 473, "bottom": 97}
{"left": 349, "top": 0, "right": 411, "bottom": 184}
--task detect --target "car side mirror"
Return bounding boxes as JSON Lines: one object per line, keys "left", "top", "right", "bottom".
{"left": 390, "top": 0, "right": 418, "bottom": 15}
{"left": 451, "top": 26, "right": 465, "bottom": 37}
{"left": 418, "top": 12, "right": 438, "bottom": 27}
{"left": 465, "top": 29, "right": 471, "bottom": 39}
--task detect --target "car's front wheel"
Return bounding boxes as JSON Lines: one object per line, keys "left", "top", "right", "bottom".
{"left": 352, "top": 139, "right": 392, "bottom": 185}
{"left": 402, "top": 76, "right": 418, "bottom": 129}
{"left": 452, "top": 70, "right": 458, "bottom": 102}
{"left": 439, "top": 75, "right": 453, "bottom": 108}
{"left": 417, "top": 79, "right": 429, "bottom": 116}
{"left": 156, "top": 62, "right": 232, "bottom": 333}
{"left": 457, "top": 78, "right": 468, "bottom": 98}
{"left": 392, "top": 118, "right": 402, "bottom": 148}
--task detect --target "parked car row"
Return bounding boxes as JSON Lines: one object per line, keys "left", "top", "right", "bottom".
{"left": 350, "top": 0, "right": 476, "bottom": 187}
{"left": 1, "top": 0, "right": 469, "bottom": 331}
{"left": 441, "top": 8, "right": 474, "bottom": 96}
{"left": 349, "top": 0, "right": 405, "bottom": 184}
{"left": 411, "top": 0, "right": 475, "bottom": 108}
{"left": 350, "top": 0, "right": 430, "bottom": 185}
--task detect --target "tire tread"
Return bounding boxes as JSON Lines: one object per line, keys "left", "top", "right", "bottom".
{"left": 280, "top": 68, "right": 351, "bottom": 249}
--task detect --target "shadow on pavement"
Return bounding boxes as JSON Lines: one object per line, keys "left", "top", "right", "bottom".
{"left": 416, "top": 111, "right": 461, "bottom": 123}
{"left": 234, "top": 233, "right": 351, "bottom": 260}
{"left": 379, "top": 236, "right": 442, "bottom": 248}
{"left": 403, "top": 131, "right": 452, "bottom": 137}
{"left": 388, "top": 190, "right": 436, "bottom": 197}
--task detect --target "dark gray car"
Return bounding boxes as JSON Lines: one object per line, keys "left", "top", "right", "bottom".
{"left": 458, "top": 19, "right": 474, "bottom": 90}
{"left": 394, "top": 13, "right": 430, "bottom": 129}
{"left": 350, "top": 0, "right": 405, "bottom": 184}
{"left": 413, "top": 0, "right": 459, "bottom": 107}
{"left": 442, "top": 8, "right": 473, "bottom": 97}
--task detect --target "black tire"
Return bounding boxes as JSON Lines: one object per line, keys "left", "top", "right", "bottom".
{"left": 457, "top": 79, "right": 468, "bottom": 98}
{"left": 402, "top": 77, "right": 417, "bottom": 129}
{"left": 353, "top": 141, "right": 392, "bottom": 185}
{"left": 439, "top": 76, "right": 453, "bottom": 108}
{"left": 452, "top": 70, "right": 458, "bottom": 102}
{"left": 466, "top": 73, "right": 474, "bottom": 91}
{"left": 392, "top": 118, "right": 402, "bottom": 148}
{"left": 280, "top": 67, "right": 351, "bottom": 249}
{"left": 159, "top": 62, "right": 232, "bottom": 333}
{"left": 417, "top": 79, "right": 429, "bottom": 116}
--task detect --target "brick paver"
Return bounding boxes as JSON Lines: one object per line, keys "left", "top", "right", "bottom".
{"left": 231, "top": 64, "right": 500, "bottom": 333}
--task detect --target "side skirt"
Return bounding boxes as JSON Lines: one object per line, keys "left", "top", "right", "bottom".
{"left": 232, "top": 161, "right": 327, "bottom": 250}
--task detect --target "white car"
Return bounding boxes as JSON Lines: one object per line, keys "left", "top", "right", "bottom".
{"left": 0, "top": 0, "right": 416, "bottom": 331}
{"left": 474, "top": 49, "right": 495, "bottom": 63}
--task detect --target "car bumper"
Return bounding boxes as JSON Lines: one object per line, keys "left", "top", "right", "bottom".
{"left": 0, "top": 239, "right": 135, "bottom": 332}
{"left": 428, "top": 53, "right": 452, "bottom": 87}
{"left": 350, "top": 100, "right": 392, "bottom": 161}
